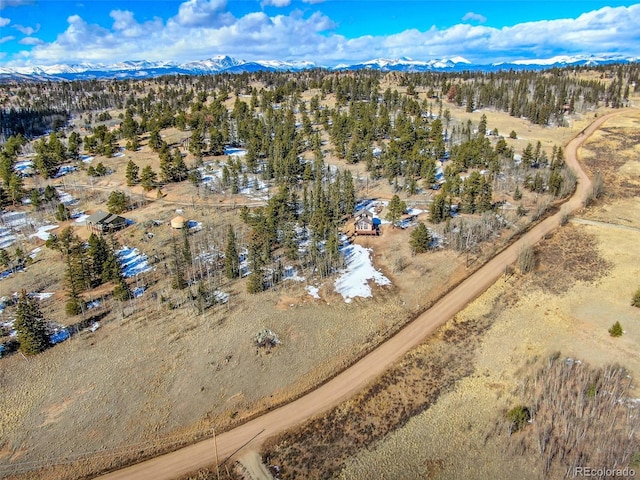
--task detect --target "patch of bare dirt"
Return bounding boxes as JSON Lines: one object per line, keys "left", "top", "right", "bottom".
{"left": 531, "top": 224, "right": 612, "bottom": 295}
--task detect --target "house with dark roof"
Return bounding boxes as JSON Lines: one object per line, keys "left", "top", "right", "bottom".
{"left": 85, "top": 210, "right": 127, "bottom": 234}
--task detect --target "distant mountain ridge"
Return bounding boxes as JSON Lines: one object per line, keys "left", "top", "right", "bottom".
{"left": 0, "top": 53, "right": 637, "bottom": 82}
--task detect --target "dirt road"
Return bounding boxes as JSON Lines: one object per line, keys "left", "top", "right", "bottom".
{"left": 97, "top": 111, "right": 623, "bottom": 480}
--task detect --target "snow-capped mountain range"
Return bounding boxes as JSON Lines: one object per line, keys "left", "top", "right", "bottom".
{"left": 0, "top": 54, "right": 636, "bottom": 82}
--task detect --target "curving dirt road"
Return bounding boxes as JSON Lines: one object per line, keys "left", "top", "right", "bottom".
{"left": 97, "top": 111, "right": 624, "bottom": 480}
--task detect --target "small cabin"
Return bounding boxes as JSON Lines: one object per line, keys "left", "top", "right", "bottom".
{"left": 354, "top": 211, "right": 378, "bottom": 236}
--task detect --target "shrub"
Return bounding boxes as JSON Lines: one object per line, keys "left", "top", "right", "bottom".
{"left": 517, "top": 245, "right": 536, "bottom": 274}
{"left": 632, "top": 288, "right": 640, "bottom": 308}
{"left": 507, "top": 405, "right": 531, "bottom": 433}
{"left": 65, "top": 298, "right": 83, "bottom": 316}
{"left": 592, "top": 171, "right": 604, "bottom": 200}
{"left": 113, "top": 282, "right": 132, "bottom": 301}
{"left": 517, "top": 204, "right": 527, "bottom": 217}
{"left": 513, "top": 185, "right": 522, "bottom": 200}
{"left": 608, "top": 321, "right": 623, "bottom": 337}
{"left": 509, "top": 130, "right": 518, "bottom": 139}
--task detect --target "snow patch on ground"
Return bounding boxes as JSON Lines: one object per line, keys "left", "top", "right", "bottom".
{"left": 224, "top": 147, "right": 247, "bottom": 157}
{"left": 14, "top": 160, "right": 33, "bottom": 174}
{"left": 0, "top": 211, "right": 39, "bottom": 249}
{"left": 0, "top": 228, "right": 17, "bottom": 249}
{"left": 29, "top": 225, "right": 58, "bottom": 241}
{"left": 133, "top": 286, "right": 146, "bottom": 298}
{"left": 0, "top": 265, "right": 23, "bottom": 280}
{"left": 214, "top": 290, "right": 230, "bottom": 304}
{"left": 406, "top": 208, "right": 424, "bottom": 216}
{"left": 86, "top": 299, "right": 101, "bottom": 310}
{"left": 74, "top": 213, "right": 90, "bottom": 224}
{"left": 49, "top": 328, "right": 70, "bottom": 345}
{"left": 56, "top": 189, "right": 77, "bottom": 205}
{"left": 116, "top": 246, "right": 154, "bottom": 278}
{"left": 283, "top": 266, "right": 305, "bottom": 282}
{"left": 334, "top": 238, "right": 391, "bottom": 303}
{"left": 55, "top": 165, "right": 77, "bottom": 177}
{"left": 30, "top": 292, "right": 54, "bottom": 300}
{"left": 1, "top": 211, "right": 28, "bottom": 228}
{"left": 306, "top": 285, "right": 321, "bottom": 299}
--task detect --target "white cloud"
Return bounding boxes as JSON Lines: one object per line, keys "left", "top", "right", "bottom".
{"left": 4, "top": 3, "right": 639, "bottom": 67}
{"left": 0, "top": 35, "right": 15, "bottom": 43}
{"left": 171, "top": 0, "right": 233, "bottom": 27}
{"left": 462, "top": 12, "right": 486, "bottom": 24}
{"left": 261, "top": 0, "right": 291, "bottom": 7}
{"left": 12, "top": 22, "right": 38, "bottom": 35}
{"left": 18, "top": 35, "right": 42, "bottom": 45}
{"left": 0, "top": 16, "right": 9, "bottom": 26}
{"left": 0, "top": 0, "right": 35, "bottom": 9}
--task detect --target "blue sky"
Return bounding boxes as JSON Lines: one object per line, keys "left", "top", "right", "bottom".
{"left": 0, "top": 0, "right": 639, "bottom": 67}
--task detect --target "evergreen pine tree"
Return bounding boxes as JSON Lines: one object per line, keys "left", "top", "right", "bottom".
{"left": 247, "top": 269, "right": 264, "bottom": 293}
{"left": 410, "top": 222, "right": 432, "bottom": 254}
{"left": 29, "top": 189, "right": 42, "bottom": 210}
{"left": 224, "top": 225, "right": 240, "bottom": 279}
{"left": 113, "top": 278, "right": 132, "bottom": 301}
{"left": 65, "top": 289, "right": 83, "bottom": 316}
{"left": 125, "top": 160, "right": 139, "bottom": 185}
{"left": 189, "top": 127, "right": 205, "bottom": 160}
{"left": 87, "top": 233, "right": 109, "bottom": 285}
{"left": 386, "top": 194, "right": 407, "bottom": 227}
{"left": 140, "top": 165, "right": 157, "bottom": 191}
{"left": 284, "top": 223, "right": 299, "bottom": 261}
{"left": 182, "top": 228, "right": 192, "bottom": 266}
{"left": 514, "top": 185, "right": 522, "bottom": 200}
{"left": 149, "top": 127, "right": 162, "bottom": 151}
{"left": 170, "top": 236, "right": 187, "bottom": 290}
{"left": 14, "top": 290, "right": 50, "bottom": 355}
{"left": 342, "top": 169, "right": 356, "bottom": 215}
{"left": 173, "top": 150, "right": 188, "bottom": 181}
{"left": 0, "top": 248, "right": 9, "bottom": 268}
{"left": 429, "top": 193, "right": 449, "bottom": 224}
